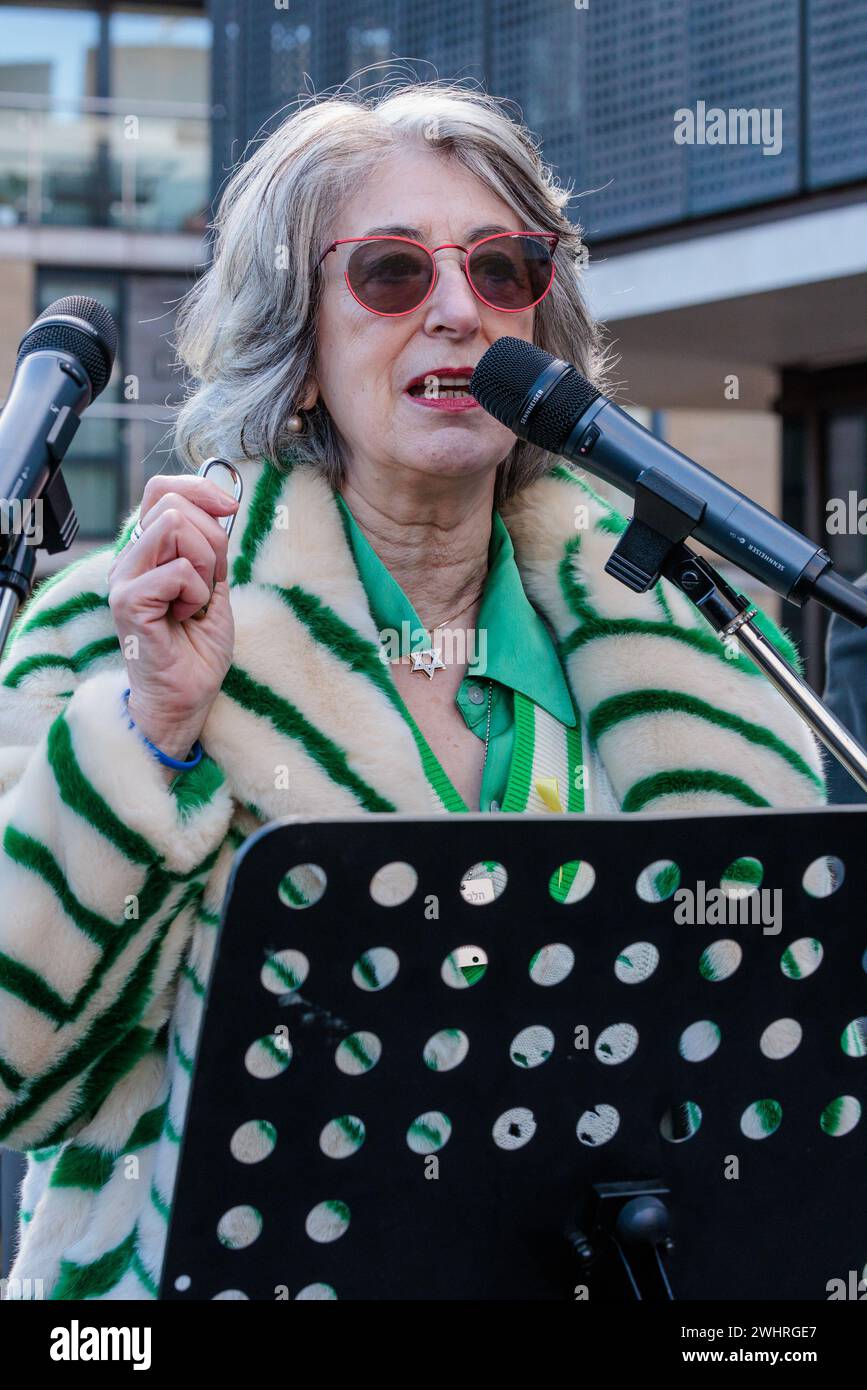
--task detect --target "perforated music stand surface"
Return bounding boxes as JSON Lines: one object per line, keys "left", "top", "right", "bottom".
{"left": 161, "top": 807, "right": 867, "bottom": 1301}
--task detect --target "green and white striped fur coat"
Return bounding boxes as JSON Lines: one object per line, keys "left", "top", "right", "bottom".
{"left": 0, "top": 454, "right": 826, "bottom": 1299}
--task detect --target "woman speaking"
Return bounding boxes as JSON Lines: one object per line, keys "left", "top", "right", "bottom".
{"left": 0, "top": 80, "right": 825, "bottom": 1300}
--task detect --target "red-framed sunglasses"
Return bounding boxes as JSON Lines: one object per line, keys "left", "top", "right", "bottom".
{"left": 315, "top": 231, "right": 559, "bottom": 316}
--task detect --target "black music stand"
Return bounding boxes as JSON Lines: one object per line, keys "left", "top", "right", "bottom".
{"left": 160, "top": 807, "right": 867, "bottom": 1301}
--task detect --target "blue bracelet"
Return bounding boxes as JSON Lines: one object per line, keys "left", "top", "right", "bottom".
{"left": 121, "top": 689, "right": 204, "bottom": 771}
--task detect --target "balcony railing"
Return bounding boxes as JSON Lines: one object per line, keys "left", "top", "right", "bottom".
{"left": 0, "top": 93, "right": 213, "bottom": 233}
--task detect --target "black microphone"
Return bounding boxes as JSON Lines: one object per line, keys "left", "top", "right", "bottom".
{"left": 470, "top": 336, "right": 867, "bottom": 628}
{"left": 0, "top": 296, "right": 117, "bottom": 559}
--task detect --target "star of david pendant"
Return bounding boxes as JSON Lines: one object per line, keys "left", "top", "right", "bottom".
{"left": 410, "top": 647, "right": 446, "bottom": 680}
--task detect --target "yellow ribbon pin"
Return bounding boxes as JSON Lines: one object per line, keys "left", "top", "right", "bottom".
{"left": 535, "top": 777, "right": 564, "bottom": 813}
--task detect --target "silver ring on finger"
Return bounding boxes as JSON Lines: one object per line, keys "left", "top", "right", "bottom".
{"left": 128, "top": 521, "right": 144, "bottom": 545}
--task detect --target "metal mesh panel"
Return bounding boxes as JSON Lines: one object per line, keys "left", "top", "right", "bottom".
{"left": 317, "top": 2, "right": 399, "bottom": 90}
{"left": 808, "top": 0, "right": 867, "bottom": 187}
{"left": 565, "top": 0, "right": 688, "bottom": 237}
{"left": 489, "top": 0, "right": 582, "bottom": 167}
{"left": 242, "top": 1, "right": 318, "bottom": 144}
{"left": 208, "top": 0, "right": 866, "bottom": 241}
{"left": 685, "top": 0, "right": 800, "bottom": 216}
{"left": 403, "top": 0, "right": 484, "bottom": 81}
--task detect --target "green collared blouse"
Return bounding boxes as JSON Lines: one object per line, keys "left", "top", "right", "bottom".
{"left": 335, "top": 493, "right": 585, "bottom": 823}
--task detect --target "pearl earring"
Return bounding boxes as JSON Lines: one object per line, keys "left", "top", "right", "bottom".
{"left": 287, "top": 413, "right": 305, "bottom": 434}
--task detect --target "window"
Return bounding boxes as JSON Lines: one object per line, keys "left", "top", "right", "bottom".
{"left": 0, "top": 4, "right": 100, "bottom": 104}
{"left": 109, "top": 6, "right": 211, "bottom": 106}
{"left": 36, "top": 271, "right": 124, "bottom": 539}
{"left": 0, "top": 4, "right": 211, "bottom": 230}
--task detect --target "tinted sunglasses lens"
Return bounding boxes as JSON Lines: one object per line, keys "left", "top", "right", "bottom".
{"left": 345, "top": 240, "right": 434, "bottom": 313}
{"left": 468, "top": 235, "right": 554, "bottom": 309}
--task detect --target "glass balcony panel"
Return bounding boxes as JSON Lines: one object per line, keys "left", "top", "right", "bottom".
{"left": 0, "top": 100, "right": 209, "bottom": 231}
{"left": 107, "top": 114, "right": 210, "bottom": 232}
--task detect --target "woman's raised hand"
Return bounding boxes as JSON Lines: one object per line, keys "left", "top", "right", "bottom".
{"left": 106, "top": 473, "right": 241, "bottom": 761}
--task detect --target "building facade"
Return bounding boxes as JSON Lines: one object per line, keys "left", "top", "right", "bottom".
{"left": 0, "top": 0, "right": 213, "bottom": 563}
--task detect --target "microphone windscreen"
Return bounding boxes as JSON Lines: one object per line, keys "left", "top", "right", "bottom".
{"left": 16, "top": 296, "right": 118, "bottom": 398}
{"left": 471, "top": 336, "right": 600, "bottom": 452}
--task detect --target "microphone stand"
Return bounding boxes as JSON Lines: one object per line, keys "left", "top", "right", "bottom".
{"left": 0, "top": 468, "right": 79, "bottom": 657}
{"left": 603, "top": 467, "right": 867, "bottom": 793}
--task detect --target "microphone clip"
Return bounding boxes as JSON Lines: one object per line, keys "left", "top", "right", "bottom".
{"left": 604, "top": 466, "right": 706, "bottom": 593}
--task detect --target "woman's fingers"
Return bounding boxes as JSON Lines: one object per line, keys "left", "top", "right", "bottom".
{"left": 109, "top": 505, "right": 221, "bottom": 597}
{"left": 140, "top": 472, "right": 240, "bottom": 523}
{"left": 108, "top": 475, "right": 239, "bottom": 585}
{"left": 111, "top": 555, "right": 213, "bottom": 627}
{"left": 135, "top": 491, "right": 234, "bottom": 582}
{"left": 105, "top": 476, "right": 240, "bottom": 735}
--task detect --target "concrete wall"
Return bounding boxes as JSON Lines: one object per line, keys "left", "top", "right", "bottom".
{"left": 580, "top": 406, "right": 784, "bottom": 622}
{"left": 665, "top": 408, "right": 781, "bottom": 517}
{"left": 0, "top": 259, "right": 33, "bottom": 387}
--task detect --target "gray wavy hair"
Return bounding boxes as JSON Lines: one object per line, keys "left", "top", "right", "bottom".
{"left": 172, "top": 77, "right": 608, "bottom": 503}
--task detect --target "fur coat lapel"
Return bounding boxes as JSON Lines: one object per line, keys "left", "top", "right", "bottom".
{"left": 197, "top": 456, "right": 825, "bottom": 819}
{"left": 203, "top": 463, "right": 438, "bottom": 820}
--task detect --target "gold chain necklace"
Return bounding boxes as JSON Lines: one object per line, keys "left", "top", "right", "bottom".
{"left": 409, "top": 582, "right": 487, "bottom": 681}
